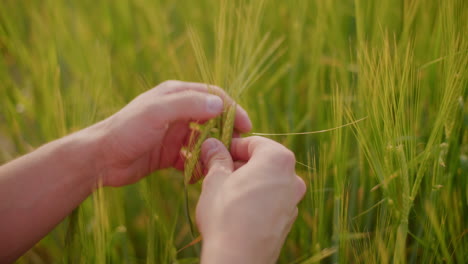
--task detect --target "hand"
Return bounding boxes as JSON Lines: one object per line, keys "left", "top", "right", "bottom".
{"left": 93, "top": 80, "right": 252, "bottom": 187}
{"left": 196, "top": 137, "right": 306, "bottom": 264}
{"left": 0, "top": 80, "right": 251, "bottom": 262}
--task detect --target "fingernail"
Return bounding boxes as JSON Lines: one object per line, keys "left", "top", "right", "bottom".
{"left": 207, "top": 95, "right": 223, "bottom": 114}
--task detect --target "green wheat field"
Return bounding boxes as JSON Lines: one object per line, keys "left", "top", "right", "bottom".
{"left": 1, "top": 0, "right": 467, "bottom": 263}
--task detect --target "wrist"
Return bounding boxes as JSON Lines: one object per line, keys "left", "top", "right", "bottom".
{"left": 201, "top": 238, "right": 251, "bottom": 264}
{"left": 201, "top": 234, "right": 275, "bottom": 264}
{"left": 52, "top": 122, "right": 106, "bottom": 192}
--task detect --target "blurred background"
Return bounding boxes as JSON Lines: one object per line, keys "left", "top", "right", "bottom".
{"left": 1, "top": 0, "right": 467, "bottom": 263}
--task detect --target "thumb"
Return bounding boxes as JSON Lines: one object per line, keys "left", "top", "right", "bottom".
{"left": 161, "top": 92, "right": 224, "bottom": 122}
{"left": 201, "top": 138, "right": 233, "bottom": 190}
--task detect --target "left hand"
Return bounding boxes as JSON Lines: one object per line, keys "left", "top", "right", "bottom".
{"left": 90, "top": 80, "right": 252, "bottom": 187}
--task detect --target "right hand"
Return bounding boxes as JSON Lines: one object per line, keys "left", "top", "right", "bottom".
{"left": 196, "top": 136, "right": 306, "bottom": 264}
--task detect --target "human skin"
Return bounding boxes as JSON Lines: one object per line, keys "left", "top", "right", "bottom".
{"left": 0, "top": 80, "right": 305, "bottom": 263}
{"left": 198, "top": 137, "right": 306, "bottom": 264}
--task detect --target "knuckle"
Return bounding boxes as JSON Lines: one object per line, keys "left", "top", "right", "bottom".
{"left": 161, "top": 79, "right": 179, "bottom": 87}
{"left": 296, "top": 176, "right": 307, "bottom": 200}
{"left": 158, "top": 80, "right": 181, "bottom": 92}
{"left": 167, "top": 90, "right": 204, "bottom": 108}
{"left": 247, "top": 136, "right": 268, "bottom": 149}
{"left": 250, "top": 135, "right": 266, "bottom": 142}
{"left": 284, "top": 149, "right": 296, "bottom": 165}
{"left": 271, "top": 148, "right": 296, "bottom": 168}
{"left": 208, "top": 84, "right": 225, "bottom": 94}
{"left": 183, "top": 90, "right": 203, "bottom": 100}
{"left": 250, "top": 136, "right": 281, "bottom": 149}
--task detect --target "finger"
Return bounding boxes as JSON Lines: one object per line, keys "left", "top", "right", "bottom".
{"left": 230, "top": 136, "right": 296, "bottom": 172}
{"left": 295, "top": 175, "right": 307, "bottom": 204}
{"left": 232, "top": 105, "right": 252, "bottom": 133}
{"left": 156, "top": 80, "right": 252, "bottom": 132}
{"left": 157, "top": 121, "right": 190, "bottom": 169}
{"left": 157, "top": 91, "right": 224, "bottom": 123}
{"left": 200, "top": 138, "right": 234, "bottom": 190}
{"left": 230, "top": 136, "right": 280, "bottom": 160}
